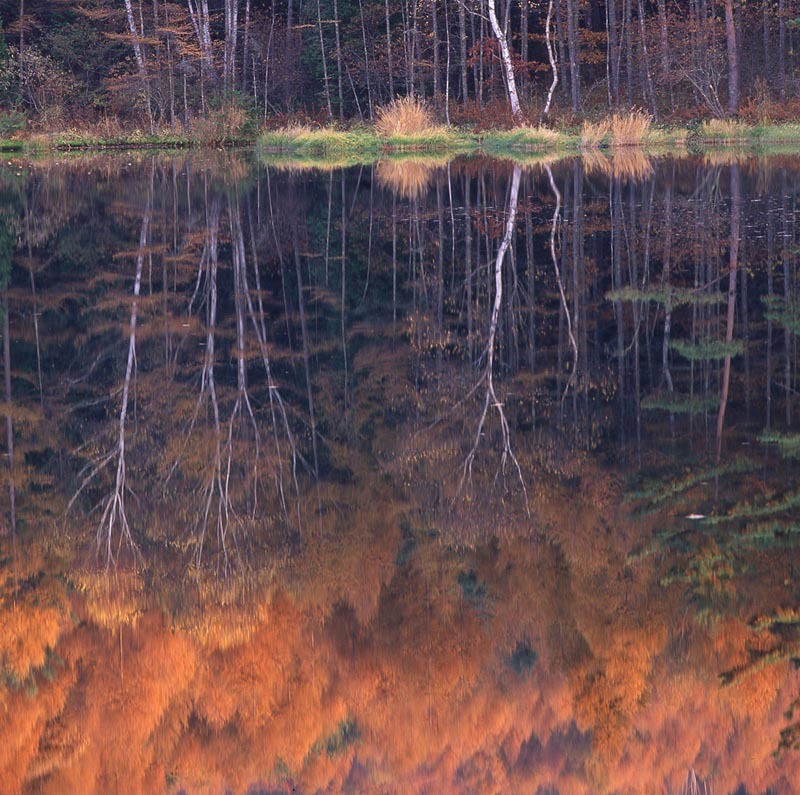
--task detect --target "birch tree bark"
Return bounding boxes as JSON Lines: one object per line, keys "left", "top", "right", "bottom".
{"left": 543, "top": 0, "right": 558, "bottom": 117}
{"left": 487, "top": 0, "right": 523, "bottom": 123}
{"left": 123, "top": 0, "right": 154, "bottom": 131}
{"left": 223, "top": 0, "right": 239, "bottom": 94}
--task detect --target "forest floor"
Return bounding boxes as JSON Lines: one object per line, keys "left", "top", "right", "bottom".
{"left": 4, "top": 119, "right": 800, "bottom": 158}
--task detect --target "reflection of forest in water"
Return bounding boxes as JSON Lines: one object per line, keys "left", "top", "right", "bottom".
{"left": 2, "top": 153, "right": 800, "bottom": 793}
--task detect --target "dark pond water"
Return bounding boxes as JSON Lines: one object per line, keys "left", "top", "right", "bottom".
{"left": 1, "top": 151, "right": 800, "bottom": 794}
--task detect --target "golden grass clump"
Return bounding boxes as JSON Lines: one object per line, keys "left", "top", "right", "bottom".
{"left": 375, "top": 96, "right": 437, "bottom": 137}
{"left": 581, "top": 117, "right": 612, "bottom": 148}
{"left": 610, "top": 109, "right": 652, "bottom": 145}
{"left": 509, "top": 125, "right": 563, "bottom": 146}
{"left": 582, "top": 110, "right": 653, "bottom": 147}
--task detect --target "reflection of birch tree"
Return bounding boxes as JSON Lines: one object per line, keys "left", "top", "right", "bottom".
{"left": 69, "top": 178, "right": 153, "bottom": 565}
{"left": 170, "top": 188, "right": 305, "bottom": 570}
{"left": 181, "top": 195, "right": 231, "bottom": 567}
{"left": 715, "top": 163, "right": 741, "bottom": 463}
{"left": 459, "top": 165, "right": 527, "bottom": 506}
{"left": 545, "top": 164, "right": 578, "bottom": 406}
{"left": 171, "top": 194, "right": 249, "bottom": 569}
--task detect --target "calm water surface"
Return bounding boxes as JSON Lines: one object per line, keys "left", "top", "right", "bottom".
{"left": 1, "top": 152, "right": 800, "bottom": 794}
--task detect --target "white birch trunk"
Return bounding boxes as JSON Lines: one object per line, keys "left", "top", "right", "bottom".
{"left": 543, "top": 0, "right": 558, "bottom": 116}
{"left": 487, "top": 0, "right": 523, "bottom": 123}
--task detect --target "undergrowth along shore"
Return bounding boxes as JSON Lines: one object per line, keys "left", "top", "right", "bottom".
{"left": 256, "top": 117, "right": 800, "bottom": 156}
{"left": 5, "top": 117, "right": 800, "bottom": 156}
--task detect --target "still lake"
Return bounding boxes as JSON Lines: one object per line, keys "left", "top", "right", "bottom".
{"left": 1, "top": 151, "right": 800, "bottom": 793}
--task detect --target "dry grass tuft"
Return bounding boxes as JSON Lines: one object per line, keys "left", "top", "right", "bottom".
{"left": 610, "top": 109, "right": 652, "bottom": 145}
{"left": 582, "top": 110, "right": 653, "bottom": 147}
{"left": 375, "top": 96, "right": 437, "bottom": 136}
{"left": 581, "top": 117, "right": 612, "bottom": 148}
{"left": 515, "top": 125, "right": 562, "bottom": 145}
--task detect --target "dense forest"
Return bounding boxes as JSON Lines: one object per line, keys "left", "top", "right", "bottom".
{"left": 0, "top": 0, "right": 798, "bottom": 133}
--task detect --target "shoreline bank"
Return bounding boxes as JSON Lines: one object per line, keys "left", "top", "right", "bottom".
{"left": 4, "top": 119, "right": 800, "bottom": 158}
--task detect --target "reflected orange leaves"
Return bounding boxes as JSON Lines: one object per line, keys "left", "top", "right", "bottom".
{"left": 4, "top": 153, "right": 800, "bottom": 793}
{"left": 3, "top": 501, "right": 800, "bottom": 795}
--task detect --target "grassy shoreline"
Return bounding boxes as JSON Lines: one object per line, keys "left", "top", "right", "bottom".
{"left": 4, "top": 119, "right": 800, "bottom": 158}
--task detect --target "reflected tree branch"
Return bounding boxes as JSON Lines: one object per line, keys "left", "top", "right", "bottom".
{"left": 545, "top": 164, "right": 578, "bottom": 406}
{"left": 459, "top": 165, "right": 528, "bottom": 512}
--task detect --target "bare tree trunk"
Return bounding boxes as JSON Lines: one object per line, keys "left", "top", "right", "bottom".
{"left": 606, "top": 0, "right": 618, "bottom": 108}
{"left": 164, "top": 1, "right": 177, "bottom": 125}
{"left": 624, "top": 0, "right": 633, "bottom": 106}
{"left": 432, "top": 0, "right": 440, "bottom": 99}
{"left": 358, "top": 0, "right": 374, "bottom": 120}
{"left": 478, "top": 0, "right": 485, "bottom": 107}
{"left": 385, "top": 0, "right": 395, "bottom": 98}
{"left": 333, "top": 0, "right": 345, "bottom": 119}
{"left": 520, "top": 0, "right": 528, "bottom": 98}
{"left": 638, "top": 0, "right": 658, "bottom": 118}
{"left": 543, "top": 0, "right": 559, "bottom": 117}
{"left": 402, "top": 0, "right": 412, "bottom": 94}
{"left": 444, "top": 0, "right": 452, "bottom": 123}
{"left": 723, "top": 0, "right": 739, "bottom": 114}
{"left": 411, "top": 0, "right": 420, "bottom": 95}
{"left": 779, "top": 0, "right": 786, "bottom": 100}
{"left": 565, "top": 0, "right": 581, "bottom": 112}
{"left": 223, "top": 0, "right": 239, "bottom": 93}
{"left": 18, "top": 0, "right": 23, "bottom": 98}
{"left": 123, "top": 0, "right": 154, "bottom": 131}
{"left": 187, "top": 0, "right": 215, "bottom": 111}
{"left": 657, "top": 0, "right": 674, "bottom": 111}
{"left": 263, "top": 12, "right": 275, "bottom": 121}
{"left": 241, "top": 0, "right": 251, "bottom": 94}
{"left": 487, "top": 0, "right": 523, "bottom": 123}
{"left": 457, "top": 0, "right": 468, "bottom": 103}
{"left": 317, "top": 0, "right": 334, "bottom": 120}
